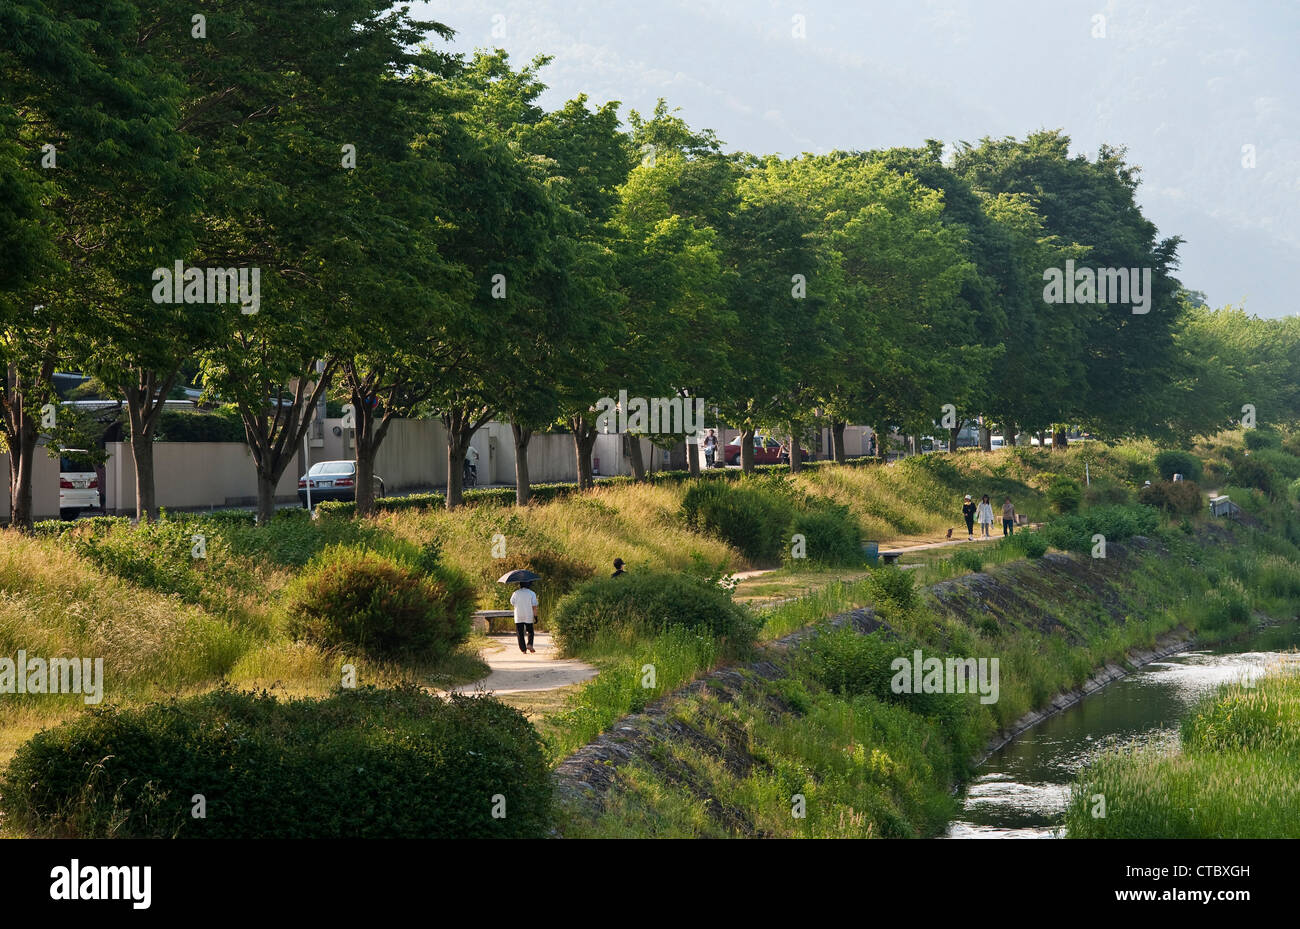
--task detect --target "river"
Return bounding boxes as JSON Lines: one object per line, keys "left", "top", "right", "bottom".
{"left": 946, "top": 622, "right": 1300, "bottom": 838}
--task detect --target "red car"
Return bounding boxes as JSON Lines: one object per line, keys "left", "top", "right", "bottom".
{"left": 723, "top": 434, "right": 785, "bottom": 466}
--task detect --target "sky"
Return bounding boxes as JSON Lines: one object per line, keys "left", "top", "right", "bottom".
{"left": 410, "top": 0, "right": 1299, "bottom": 318}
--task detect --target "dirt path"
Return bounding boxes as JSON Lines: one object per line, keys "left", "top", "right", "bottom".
{"left": 451, "top": 632, "right": 597, "bottom": 696}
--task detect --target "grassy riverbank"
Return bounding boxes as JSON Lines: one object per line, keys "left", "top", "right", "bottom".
{"left": 1064, "top": 668, "right": 1300, "bottom": 838}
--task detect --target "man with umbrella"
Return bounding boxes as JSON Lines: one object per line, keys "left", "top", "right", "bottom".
{"left": 501, "top": 569, "right": 540, "bottom": 654}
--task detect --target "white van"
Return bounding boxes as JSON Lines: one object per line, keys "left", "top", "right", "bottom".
{"left": 59, "top": 451, "right": 100, "bottom": 519}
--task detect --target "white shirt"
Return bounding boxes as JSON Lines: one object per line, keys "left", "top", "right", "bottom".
{"left": 467, "top": 446, "right": 480, "bottom": 464}
{"left": 510, "top": 587, "right": 538, "bottom": 624}
{"left": 976, "top": 502, "right": 994, "bottom": 523}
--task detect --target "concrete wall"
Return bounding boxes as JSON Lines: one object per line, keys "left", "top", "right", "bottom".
{"left": 0, "top": 446, "right": 63, "bottom": 522}
{"left": 106, "top": 441, "right": 303, "bottom": 511}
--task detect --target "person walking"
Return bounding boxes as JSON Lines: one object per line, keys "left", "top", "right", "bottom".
{"left": 962, "top": 494, "right": 976, "bottom": 540}
{"left": 977, "top": 494, "right": 995, "bottom": 538}
{"left": 1001, "top": 497, "right": 1017, "bottom": 537}
{"left": 703, "top": 430, "right": 718, "bottom": 469}
{"left": 510, "top": 580, "right": 538, "bottom": 654}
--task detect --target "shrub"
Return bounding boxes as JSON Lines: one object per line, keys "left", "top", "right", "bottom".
{"left": 1253, "top": 555, "right": 1300, "bottom": 600}
{"left": 950, "top": 549, "right": 984, "bottom": 573}
{"left": 680, "top": 480, "right": 793, "bottom": 563}
{"left": 1243, "top": 429, "right": 1281, "bottom": 451}
{"left": 864, "top": 565, "right": 918, "bottom": 612}
{"left": 1137, "top": 480, "right": 1203, "bottom": 516}
{"left": 1042, "top": 504, "right": 1159, "bottom": 553}
{"left": 0, "top": 685, "right": 550, "bottom": 838}
{"left": 1153, "top": 449, "right": 1204, "bottom": 483}
{"left": 285, "top": 545, "right": 474, "bottom": 660}
{"left": 787, "top": 503, "right": 863, "bottom": 566}
{"left": 1006, "top": 530, "right": 1049, "bottom": 559}
{"left": 1231, "top": 458, "right": 1276, "bottom": 496}
{"left": 1250, "top": 448, "right": 1300, "bottom": 481}
{"left": 551, "top": 570, "right": 758, "bottom": 653}
{"left": 150, "top": 407, "right": 247, "bottom": 443}
{"left": 483, "top": 548, "right": 594, "bottom": 627}
{"left": 1083, "top": 481, "right": 1132, "bottom": 507}
{"left": 1047, "top": 476, "right": 1082, "bottom": 514}
{"left": 1199, "top": 580, "right": 1251, "bottom": 632}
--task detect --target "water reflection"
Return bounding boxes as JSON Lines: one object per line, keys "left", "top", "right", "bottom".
{"left": 946, "top": 624, "right": 1300, "bottom": 838}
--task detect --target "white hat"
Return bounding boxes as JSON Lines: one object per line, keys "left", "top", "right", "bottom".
{"left": 964, "top": 494, "right": 972, "bottom": 500}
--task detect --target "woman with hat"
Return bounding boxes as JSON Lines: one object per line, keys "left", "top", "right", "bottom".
{"left": 961, "top": 495, "right": 976, "bottom": 540}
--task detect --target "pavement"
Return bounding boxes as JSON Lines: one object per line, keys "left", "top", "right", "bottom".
{"left": 451, "top": 632, "right": 597, "bottom": 696}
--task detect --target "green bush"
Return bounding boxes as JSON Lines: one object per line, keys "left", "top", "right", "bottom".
{"left": 1047, "top": 476, "right": 1082, "bottom": 514}
{"left": 551, "top": 570, "right": 759, "bottom": 653}
{"left": 1083, "top": 481, "right": 1132, "bottom": 507}
{"left": 680, "top": 480, "right": 793, "bottom": 563}
{"left": 1137, "top": 480, "right": 1203, "bottom": 516}
{"left": 949, "top": 549, "right": 984, "bottom": 573}
{"left": 285, "top": 545, "right": 474, "bottom": 660}
{"left": 1253, "top": 555, "right": 1300, "bottom": 600}
{"left": 864, "top": 565, "right": 918, "bottom": 612}
{"left": 1250, "top": 448, "right": 1300, "bottom": 481}
{"left": 1006, "top": 530, "right": 1049, "bottom": 559}
{"left": 1042, "top": 504, "right": 1159, "bottom": 553}
{"left": 1231, "top": 458, "right": 1276, "bottom": 496}
{"left": 149, "top": 407, "right": 247, "bottom": 443}
{"left": 0, "top": 685, "right": 550, "bottom": 838}
{"left": 1153, "top": 449, "right": 1204, "bottom": 483}
{"left": 787, "top": 503, "right": 864, "bottom": 566}
{"left": 484, "top": 548, "right": 594, "bottom": 627}
{"left": 1199, "top": 581, "right": 1251, "bottom": 632}
{"left": 1243, "top": 429, "right": 1281, "bottom": 451}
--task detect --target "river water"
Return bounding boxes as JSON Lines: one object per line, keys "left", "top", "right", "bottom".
{"left": 946, "top": 622, "right": 1300, "bottom": 838}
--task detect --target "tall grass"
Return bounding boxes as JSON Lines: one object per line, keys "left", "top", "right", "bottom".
{"left": 1065, "top": 667, "right": 1300, "bottom": 838}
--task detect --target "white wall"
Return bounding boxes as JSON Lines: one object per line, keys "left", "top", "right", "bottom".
{"left": 0, "top": 445, "right": 63, "bottom": 522}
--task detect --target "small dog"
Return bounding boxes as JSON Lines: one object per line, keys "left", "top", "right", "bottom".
{"left": 946, "top": 528, "right": 953, "bottom": 540}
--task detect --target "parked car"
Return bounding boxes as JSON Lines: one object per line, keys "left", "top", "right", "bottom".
{"left": 298, "top": 460, "right": 385, "bottom": 507}
{"left": 723, "top": 434, "right": 784, "bottom": 466}
{"left": 58, "top": 451, "right": 100, "bottom": 519}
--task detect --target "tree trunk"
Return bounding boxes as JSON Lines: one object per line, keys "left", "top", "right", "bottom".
{"left": 831, "top": 422, "right": 847, "bottom": 463}
{"left": 874, "top": 426, "right": 887, "bottom": 461}
{"left": 789, "top": 427, "right": 802, "bottom": 473}
{"left": 1053, "top": 428, "right": 1069, "bottom": 451}
{"left": 512, "top": 422, "right": 532, "bottom": 505}
{"left": 1004, "top": 421, "right": 1018, "bottom": 448}
{"left": 628, "top": 435, "right": 647, "bottom": 482}
{"left": 1037, "top": 430, "right": 1047, "bottom": 447}
{"left": 686, "top": 435, "right": 701, "bottom": 476}
{"left": 979, "top": 424, "right": 992, "bottom": 452}
{"left": 256, "top": 473, "right": 277, "bottom": 524}
{"left": 948, "top": 425, "right": 960, "bottom": 453}
{"left": 740, "top": 428, "right": 756, "bottom": 473}
{"left": 7, "top": 429, "right": 36, "bottom": 530}
{"left": 570, "top": 414, "right": 597, "bottom": 490}
{"left": 123, "top": 367, "right": 179, "bottom": 523}
{"left": 130, "top": 431, "right": 157, "bottom": 523}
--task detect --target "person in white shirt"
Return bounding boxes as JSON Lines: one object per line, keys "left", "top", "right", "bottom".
{"left": 510, "top": 581, "right": 538, "bottom": 653}
{"left": 976, "top": 495, "right": 995, "bottom": 538}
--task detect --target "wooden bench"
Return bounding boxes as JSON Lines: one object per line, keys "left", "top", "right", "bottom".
{"left": 880, "top": 551, "right": 901, "bottom": 565}
{"left": 471, "top": 610, "right": 515, "bottom": 635}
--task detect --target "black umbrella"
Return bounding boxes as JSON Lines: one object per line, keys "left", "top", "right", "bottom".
{"left": 498, "top": 569, "right": 540, "bottom": 584}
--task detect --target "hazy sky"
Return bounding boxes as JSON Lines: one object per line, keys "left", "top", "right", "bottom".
{"left": 411, "top": 0, "right": 1299, "bottom": 318}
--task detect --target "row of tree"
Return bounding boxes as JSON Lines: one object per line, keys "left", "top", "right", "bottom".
{"left": 3, "top": 1, "right": 1297, "bottom": 529}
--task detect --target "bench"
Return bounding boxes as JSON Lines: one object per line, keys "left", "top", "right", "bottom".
{"left": 880, "top": 551, "right": 901, "bottom": 565}
{"left": 471, "top": 610, "right": 515, "bottom": 635}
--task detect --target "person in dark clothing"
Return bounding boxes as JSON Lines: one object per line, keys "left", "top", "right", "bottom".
{"left": 611, "top": 558, "right": 626, "bottom": 578}
{"left": 961, "top": 494, "right": 976, "bottom": 540}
